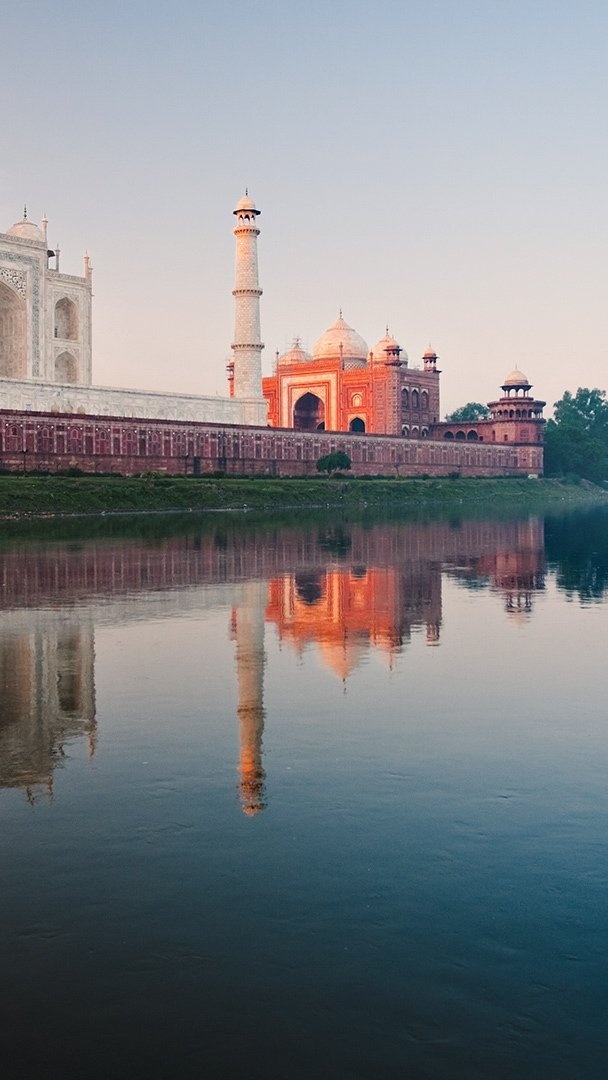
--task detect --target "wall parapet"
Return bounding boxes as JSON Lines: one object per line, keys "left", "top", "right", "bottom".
{"left": 0, "top": 409, "right": 543, "bottom": 477}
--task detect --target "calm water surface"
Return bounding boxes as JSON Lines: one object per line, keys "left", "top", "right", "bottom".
{"left": 1, "top": 508, "right": 608, "bottom": 1079}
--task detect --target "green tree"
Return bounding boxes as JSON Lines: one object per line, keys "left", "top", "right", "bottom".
{"left": 544, "top": 387, "right": 608, "bottom": 482}
{"left": 445, "top": 402, "right": 490, "bottom": 422}
{"left": 316, "top": 450, "right": 352, "bottom": 475}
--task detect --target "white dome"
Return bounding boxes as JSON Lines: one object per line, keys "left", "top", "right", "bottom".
{"left": 503, "top": 368, "right": 530, "bottom": 386}
{"left": 7, "top": 216, "right": 43, "bottom": 242}
{"left": 371, "top": 331, "right": 404, "bottom": 364}
{"left": 278, "top": 339, "right": 312, "bottom": 366}
{"left": 234, "top": 193, "right": 258, "bottom": 214}
{"left": 313, "top": 315, "right": 368, "bottom": 366}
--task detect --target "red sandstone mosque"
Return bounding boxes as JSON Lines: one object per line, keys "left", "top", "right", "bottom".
{"left": 260, "top": 314, "right": 545, "bottom": 452}
{"left": 0, "top": 194, "right": 546, "bottom": 476}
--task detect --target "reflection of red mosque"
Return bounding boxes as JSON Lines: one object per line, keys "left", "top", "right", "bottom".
{"left": 265, "top": 565, "right": 441, "bottom": 679}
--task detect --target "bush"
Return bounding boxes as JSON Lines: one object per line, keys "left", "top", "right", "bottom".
{"left": 316, "top": 451, "right": 352, "bottom": 475}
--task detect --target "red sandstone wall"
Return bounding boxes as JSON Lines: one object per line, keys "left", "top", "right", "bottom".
{"left": 0, "top": 409, "right": 543, "bottom": 477}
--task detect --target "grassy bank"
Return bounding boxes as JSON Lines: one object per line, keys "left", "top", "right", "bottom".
{"left": 0, "top": 474, "right": 605, "bottom": 520}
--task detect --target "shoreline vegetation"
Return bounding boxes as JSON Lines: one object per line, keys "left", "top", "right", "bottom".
{"left": 0, "top": 474, "right": 606, "bottom": 522}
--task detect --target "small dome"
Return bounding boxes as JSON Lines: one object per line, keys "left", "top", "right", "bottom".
{"left": 234, "top": 193, "right": 258, "bottom": 214}
{"left": 313, "top": 315, "right": 368, "bottom": 366}
{"left": 503, "top": 368, "right": 530, "bottom": 386}
{"left": 7, "top": 215, "right": 43, "bottom": 242}
{"left": 372, "top": 331, "right": 403, "bottom": 364}
{"left": 423, "top": 347, "right": 438, "bottom": 360}
{"left": 278, "top": 338, "right": 312, "bottom": 366}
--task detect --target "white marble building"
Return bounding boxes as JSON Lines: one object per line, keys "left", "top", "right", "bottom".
{"left": 0, "top": 202, "right": 266, "bottom": 426}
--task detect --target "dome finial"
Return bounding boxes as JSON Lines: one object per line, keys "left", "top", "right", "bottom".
{"left": 339, "top": 306, "right": 342, "bottom": 319}
{"left": 23, "top": 204, "right": 27, "bottom": 220}
{"left": 245, "top": 187, "right": 248, "bottom": 196}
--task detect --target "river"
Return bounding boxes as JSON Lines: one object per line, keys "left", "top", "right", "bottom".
{"left": 1, "top": 507, "right": 607, "bottom": 1079}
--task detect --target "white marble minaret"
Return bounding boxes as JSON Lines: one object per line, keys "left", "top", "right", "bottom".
{"left": 231, "top": 193, "right": 265, "bottom": 407}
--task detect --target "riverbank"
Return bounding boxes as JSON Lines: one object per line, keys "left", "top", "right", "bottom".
{"left": 0, "top": 474, "right": 605, "bottom": 520}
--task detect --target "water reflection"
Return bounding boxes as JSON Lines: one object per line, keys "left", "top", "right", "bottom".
{"left": 2, "top": 507, "right": 608, "bottom": 1080}
{"left": 232, "top": 582, "right": 267, "bottom": 816}
{"left": 0, "top": 614, "right": 96, "bottom": 802}
{"left": 447, "top": 518, "right": 546, "bottom": 619}
{"left": 0, "top": 514, "right": 551, "bottom": 809}
{"left": 545, "top": 507, "right": 608, "bottom": 601}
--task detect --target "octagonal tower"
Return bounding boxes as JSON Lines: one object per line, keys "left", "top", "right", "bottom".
{"left": 231, "top": 193, "right": 264, "bottom": 403}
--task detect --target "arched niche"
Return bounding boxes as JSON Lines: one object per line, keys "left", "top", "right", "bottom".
{"left": 293, "top": 392, "right": 324, "bottom": 432}
{"left": 0, "top": 281, "right": 27, "bottom": 378}
{"left": 295, "top": 571, "right": 325, "bottom": 605}
{"left": 349, "top": 417, "right": 365, "bottom": 433}
{"left": 54, "top": 297, "right": 79, "bottom": 341}
{"left": 55, "top": 351, "right": 78, "bottom": 384}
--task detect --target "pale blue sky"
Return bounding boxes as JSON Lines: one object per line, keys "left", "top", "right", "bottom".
{"left": 2, "top": 0, "right": 606, "bottom": 414}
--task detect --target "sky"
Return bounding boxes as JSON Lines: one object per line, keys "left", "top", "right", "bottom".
{"left": 2, "top": 0, "right": 606, "bottom": 416}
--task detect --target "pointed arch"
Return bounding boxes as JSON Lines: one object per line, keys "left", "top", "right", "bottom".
{"left": 293, "top": 392, "right": 325, "bottom": 432}
{"left": 55, "top": 351, "right": 78, "bottom": 384}
{"left": 0, "top": 280, "right": 27, "bottom": 378}
{"left": 54, "top": 297, "right": 79, "bottom": 341}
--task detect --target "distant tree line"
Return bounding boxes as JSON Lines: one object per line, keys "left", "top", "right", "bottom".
{"left": 544, "top": 388, "right": 608, "bottom": 483}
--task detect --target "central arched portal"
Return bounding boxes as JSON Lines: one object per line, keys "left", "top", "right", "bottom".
{"left": 294, "top": 392, "right": 325, "bottom": 432}
{"left": 0, "top": 281, "right": 27, "bottom": 379}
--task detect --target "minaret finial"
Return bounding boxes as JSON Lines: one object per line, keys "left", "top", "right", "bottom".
{"left": 386, "top": 323, "right": 389, "bottom": 335}
{"left": 245, "top": 187, "right": 248, "bottom": 196}
{"left": 339, "top": 307, "right": 342, "bottom": 319}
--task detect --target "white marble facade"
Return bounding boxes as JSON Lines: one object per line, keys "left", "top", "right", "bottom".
{"left": 0, "top": 208, "right": 267, "bottom": 426}
{"left": 0, "top": 213, "right": 92, "bottom": 388}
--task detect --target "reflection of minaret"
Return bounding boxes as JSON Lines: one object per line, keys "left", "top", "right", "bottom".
{"left": 233, "top": 581, "right": 267, "bottom": 816}
{"left": 231, "top": 192, "right": 264, "bottom": 403}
